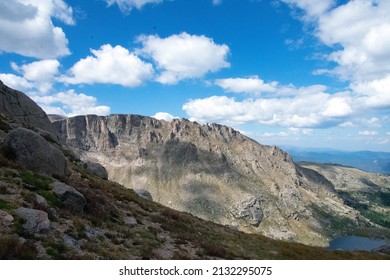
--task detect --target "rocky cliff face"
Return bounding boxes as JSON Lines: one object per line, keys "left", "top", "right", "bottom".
{"left": 53, "top": 114, "right": 368, "bottom": 245}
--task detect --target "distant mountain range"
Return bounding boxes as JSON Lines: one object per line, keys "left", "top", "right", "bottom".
{"left": 283, "top": 147, "right": 390, "bottom": 174}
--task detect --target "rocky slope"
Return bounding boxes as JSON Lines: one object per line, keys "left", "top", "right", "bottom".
{"left": 52, "top": 114, "right": 382, "bottom": 246}
{"left": 1, "top": 158, "right": 386, "bottom": 260}
{"left": 299, "top": 162, "right": 390, "bottom": 230}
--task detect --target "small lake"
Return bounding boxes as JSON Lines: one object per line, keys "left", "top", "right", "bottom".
{"left": 328, "top": 236, "right": 389, "bottom": 251}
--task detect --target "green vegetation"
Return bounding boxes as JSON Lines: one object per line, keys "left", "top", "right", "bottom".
{"left": 45, "top": 239, "right": 67, "bottom": 259}
{"left": 361, "top": 210, "right": 390, "bottom": 228}
{"left": 16, "top": 171, "right": 60, "bottom": 209}
{"left": 11, "top": 217, "right": 24, "bottom": 235}
{"left": 19, "top": 171, "right": 53, "bottom": 190}
{"left": 338, "top": 190, "right": 390, "bottom": 228}
{"left": 310, "top": 204, "right": 358, "bottom": 236}
{"left": 37, "top": 190, "right": 60, "bottom": 208}
{"left": 378, "top": 191, "right": 390, "bottom": 207}
{"left": 0, "top": 199, "right": 8, "bottom": 210}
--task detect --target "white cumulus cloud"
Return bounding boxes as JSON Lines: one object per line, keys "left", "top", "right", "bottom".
{"left": 0, "top": 75, "right": 111, "bottom": 117}
{"left": 0, "top": 73, "right": 34, "bottom": 92}
{"left": 31, "top": 90, "right": 111, "bottom": 117}
{"left": 261, "top": 131, "right": 289, "bottom": 138}
{"left": 318, "top": 0, "right": 390, "bottom": 84}
{"left": 0, "top": 59, "right": 111, "bottom": 118}
{"left": 351, "top": 75, "right": 390, "bottom": 109}
{"left": 1, "top": 59, "right": 60, "bottom": 94}
{"left": 0, "top": 0, "right": 74, "bottom": 59}
{"left": 275, "top": 0, "right": 390, "bottom": 134}
{"left": 183, "top": 87, "right": 355, "bottom": 128}
{"left": 321, "top": 97, "right": 353, "bottom": 118}
{"left": 61, "top": 44, "right": 154, "bottom": 87}
{"left": 281, "top": 0, "right": 335, "bottom": 19}
{"left": 137, "top": 32, "right": 230, "bottom": 84}
{"left": 261, "top": 128, "right": 313, "bottom": 139}
{"left": 281, "top": 0, "right": 390, "bottom": 122}
{"left": 17, "top": 59, "right": 60, "bottom": 82}
{"left": 152, "top": 112, "right": 178, "bottom": 122}
{"left": 105, "top": 0, "right": 163, "bottom": 14}
{"left": 215, "top": 76, "right": 278, "bottom": 95}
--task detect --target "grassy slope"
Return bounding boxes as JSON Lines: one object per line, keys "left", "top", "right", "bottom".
{"left": 1, "top": 154, "right": 389, "bottom": 260}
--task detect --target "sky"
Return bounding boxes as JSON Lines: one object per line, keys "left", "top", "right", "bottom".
{"left": 0, "top": 0, "right": 390, "bottom": 152}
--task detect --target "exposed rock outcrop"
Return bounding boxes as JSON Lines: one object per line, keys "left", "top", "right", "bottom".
{"left": 0, "top": 210, "right": 14, "bottom": 228}
{"left": 231, "top": 196, "right": 263, "bottom": 227}
{"left": 0, "top": 80, "right": 58, "bottom": 139}
{"left": 84, "top": 162, "right": 108, "bottom": 180}
{"left": 51, "top": 181, "right": 86, "bottom": 213}
{"left": 123, "top": 216, "right": 138, "bottom": 226}
{"left": 35, "top": 194, "right": 49, "bottom": 210}
{"left": 134, "top": 189, "right": 153, "bottom": 201}
{"left": 1, "top": 127, "right": 69, "bottom": 177}
{"left": 15, "top": 207, "right": 50, "bottom": 234}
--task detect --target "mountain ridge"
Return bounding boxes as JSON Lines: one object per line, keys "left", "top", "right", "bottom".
{"left": 52, "top": 113, "right": 382, "bottom": 245}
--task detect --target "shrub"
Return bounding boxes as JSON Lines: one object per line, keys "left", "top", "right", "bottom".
{"left": 0, "top": 199, "right": 8, "bottom": 210}
{"left": 379, "top": 192, "right": 390, "bottom": 207}
{"left": 0, "top": 235, "right": 38, "bottom": 259}
{"left": 201, "top": 243, "right": 229, "bottom": 258}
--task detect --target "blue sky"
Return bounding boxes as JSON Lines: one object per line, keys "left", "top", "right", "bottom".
{"left": 1, "top": 0, "right": 390, "bottom": 152}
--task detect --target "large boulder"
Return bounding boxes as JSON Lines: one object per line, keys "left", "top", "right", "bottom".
{"left": 1, "top": 128, "right": 69, "bottom": 177}
{"left": 0, "top": 80, "right": 58, "bottom": 139}
{"left": 15, "top": 207, "right": 50, "bottom": 234}
{"left": 84, "top": 161, "right": 108, "bottom": 180}
{"left": 134, "top": 189, "right": 153, "bottom": 201}
{"left": 51, "top": 181, "right": 86, "bottom": 213}
{"left": 35, "top": 194, "right": 49, "bottom": 211}
{"left": 123, "top": 216, "right": 138, "bottom": 226}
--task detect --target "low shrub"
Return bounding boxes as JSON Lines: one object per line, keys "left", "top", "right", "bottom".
{"left": 0, "top": 235, "right": 38, "bottom": 259}
{"left": 19, "top": 171, "right": 53, "bottom": 190}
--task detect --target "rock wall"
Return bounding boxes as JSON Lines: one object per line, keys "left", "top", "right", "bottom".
{"left": 53, "top": 114, "right": 363, "bottom": 245}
